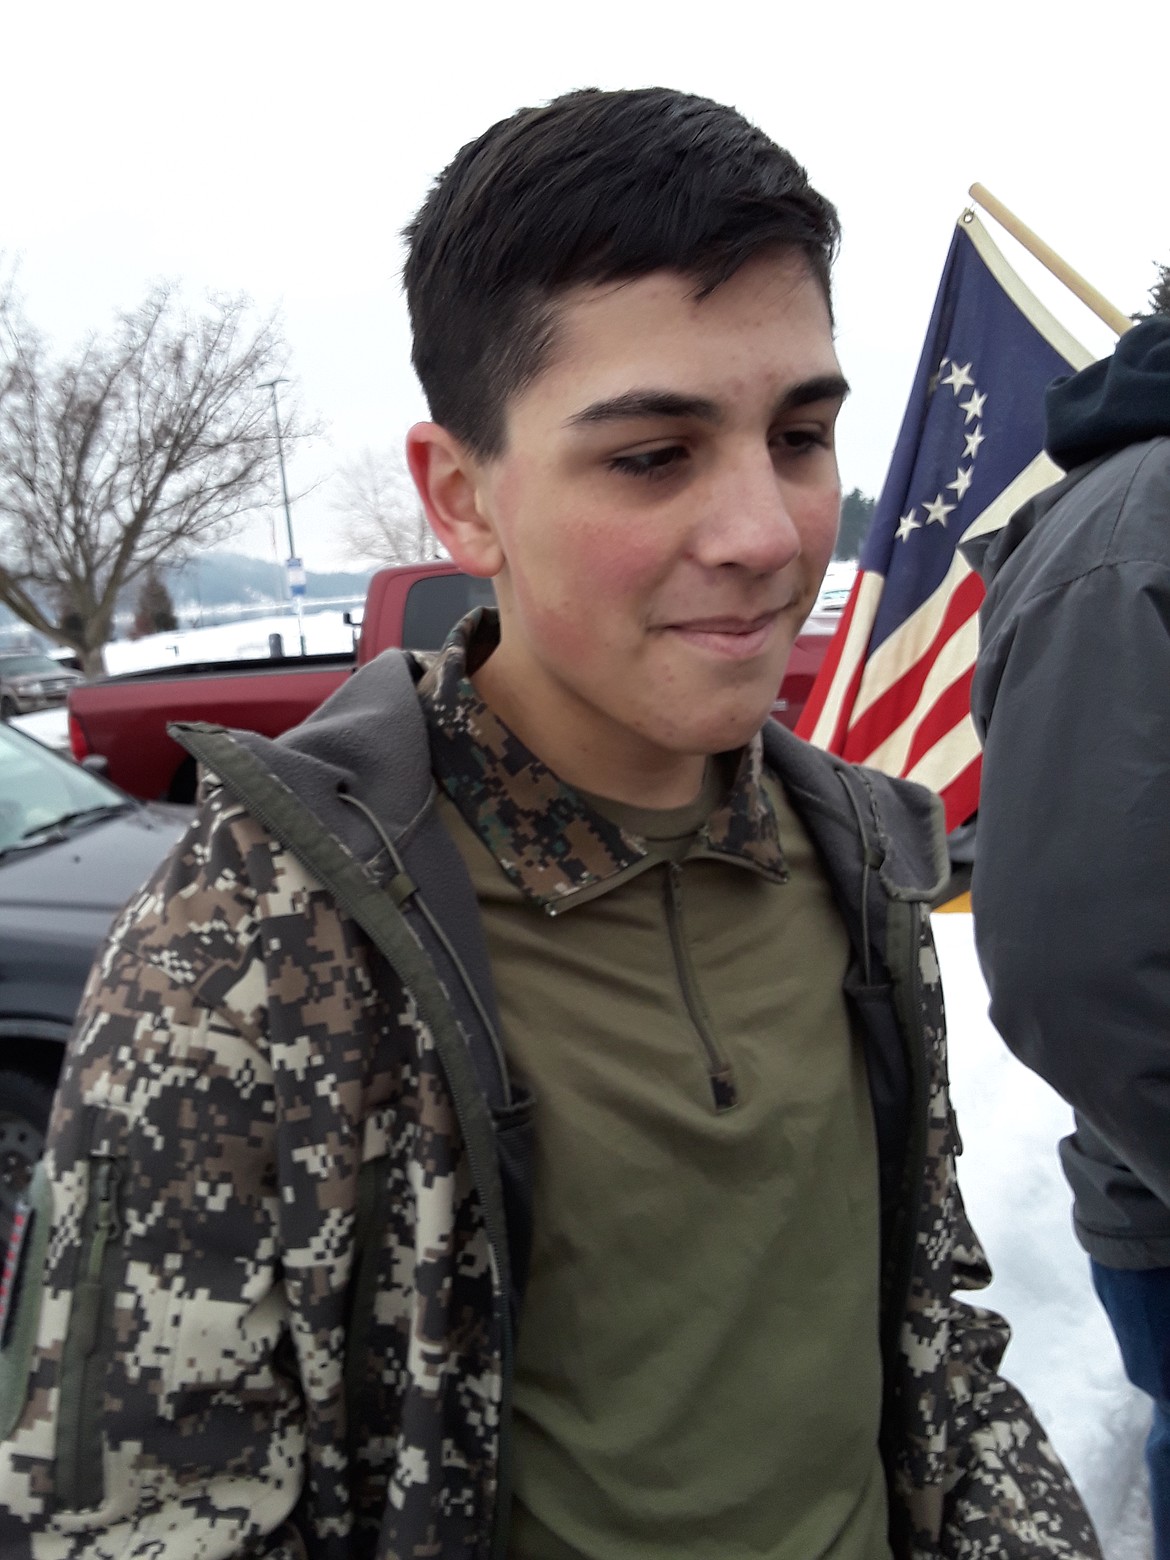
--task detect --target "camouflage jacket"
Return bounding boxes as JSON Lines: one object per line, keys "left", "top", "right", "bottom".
{"left": 0, "top": 638, "right": 1101, "bottom": 1559}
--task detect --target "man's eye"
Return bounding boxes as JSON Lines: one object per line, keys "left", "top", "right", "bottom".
{"left": 775, "top": 428, "right": 830, "bottom": 456}
{"left": 608, "top": 446, "right": 688, "bottom": 480}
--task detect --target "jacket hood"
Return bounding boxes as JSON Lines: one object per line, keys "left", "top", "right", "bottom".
{"left": 175, "top": 650, "right": 434, "bottom": 863}
{"left": 1045, "top": 315, "right": 1170, "bottom": 471}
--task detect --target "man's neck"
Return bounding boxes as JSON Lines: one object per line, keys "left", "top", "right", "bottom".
{"left": 470, "top": 652, "right": 708, "bottom": 811}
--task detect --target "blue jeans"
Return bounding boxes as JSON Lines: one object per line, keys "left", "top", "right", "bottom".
{"left": 1092, "top": 1260, "right": 1170, "bottom": 1560}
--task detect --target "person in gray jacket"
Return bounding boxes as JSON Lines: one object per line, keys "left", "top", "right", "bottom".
{"left": 966, "top": 315, "right": 1170, "bottom": 1556}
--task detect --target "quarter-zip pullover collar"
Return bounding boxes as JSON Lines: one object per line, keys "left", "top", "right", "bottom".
{"left": 416, "top": 609, "right": 789, "bottom": 913}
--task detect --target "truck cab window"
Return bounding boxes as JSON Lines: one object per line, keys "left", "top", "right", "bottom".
{"left": 401, "top": 575, "right": 496, "bottom": 650}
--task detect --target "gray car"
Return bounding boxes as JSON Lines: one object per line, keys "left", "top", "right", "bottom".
{"left": 0, "top": 722, "right": 189, "bottom": 1245}
{"left": 0, "top": 653, "right": 82, "bottom": 720}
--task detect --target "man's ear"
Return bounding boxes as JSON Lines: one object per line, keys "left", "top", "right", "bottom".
{"left": 405, "top": 422, "right": 502, "bottom": 577}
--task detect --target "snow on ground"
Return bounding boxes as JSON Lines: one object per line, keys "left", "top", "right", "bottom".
{"left": 934, "top": 912, "right": 1152, "bottom": 1559}
{"left": 102, "top": 609, "right": 357, "bottom": 674}
{"left": 8, "top": 705, "right": 70, "bottom": 753}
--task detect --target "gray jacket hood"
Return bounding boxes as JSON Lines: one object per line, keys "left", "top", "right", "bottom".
{"left": 1044, "top": 314, "right": 1170, "bottom": 471}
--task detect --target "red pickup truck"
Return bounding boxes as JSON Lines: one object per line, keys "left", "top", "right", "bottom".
{"left": 68, "top": 561, "right": 834, "bottom": 801}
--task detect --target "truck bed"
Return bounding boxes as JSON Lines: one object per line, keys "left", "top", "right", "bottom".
{"left": 69, "top": 654, "right": 353, "bottom": 801}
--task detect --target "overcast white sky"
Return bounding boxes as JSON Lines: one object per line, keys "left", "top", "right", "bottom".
{"left": 4, "top": 0, "right": 1166, "bottom": 570}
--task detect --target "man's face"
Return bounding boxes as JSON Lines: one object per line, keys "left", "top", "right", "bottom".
{"left": 462, "top": 253, "right": 846, "bottom": 799}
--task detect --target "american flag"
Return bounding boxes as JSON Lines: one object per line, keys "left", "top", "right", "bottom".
{"left": 798, "top": 212, "right": 1092, "bottom": 830}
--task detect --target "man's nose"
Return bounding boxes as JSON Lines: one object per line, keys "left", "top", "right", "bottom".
{"left": 691, "top": 453, "right": 803, "bottom": 574}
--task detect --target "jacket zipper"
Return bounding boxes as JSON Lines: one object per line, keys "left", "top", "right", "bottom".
{"left": 878, "top": 901, "right": 931, "bottom": 1448}
{"left": 55, "top": 1155, "right": 122, "bottom": 1511}
{"left": 831, "top": 763, "right": 933, "bottom": 1497}
{"left": 179, "top": 730, "right": 517, "bottom": 1560}
{"left": 664, "top": 864, "right": 738, "bottom": 1112}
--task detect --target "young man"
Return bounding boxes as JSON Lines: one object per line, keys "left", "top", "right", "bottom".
{"left": 0, "top": 88, "right": 1097, "bottom": 1559}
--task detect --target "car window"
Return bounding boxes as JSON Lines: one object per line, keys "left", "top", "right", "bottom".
{"left": 0, "top": 656, "right": 65, "bottom": 677}
{"left": 401, "top": 574, "right": 496, "bottom": 649}
{"left": 0, "top": 725, "right": 125, "bottom": 851}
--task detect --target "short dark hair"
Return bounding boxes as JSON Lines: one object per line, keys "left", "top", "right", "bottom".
{"left": 404, "top": 87, "right": 840, "bottom": 457}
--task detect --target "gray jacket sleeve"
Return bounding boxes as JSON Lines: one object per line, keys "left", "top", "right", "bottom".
{"left": 971, "top": 545, "right": 1170, "bottom": 1268}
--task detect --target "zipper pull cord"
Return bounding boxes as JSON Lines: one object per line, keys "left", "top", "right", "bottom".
{"left": 87, "top": 1160, "right": 122, "bottom": 1282}
{"left": 337, "top": 786, "right": 512, "bottom": 1104}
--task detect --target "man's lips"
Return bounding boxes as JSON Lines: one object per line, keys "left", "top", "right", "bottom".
{"left": 660, "top": 610, "right": 785, "bottom": 660}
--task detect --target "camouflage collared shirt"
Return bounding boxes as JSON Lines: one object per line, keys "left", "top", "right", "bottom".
{"left": 416, "top": 607, "right": 788, "bottom": 911}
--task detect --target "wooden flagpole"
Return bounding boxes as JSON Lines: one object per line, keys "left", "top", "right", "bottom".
{"left": 968, "top": 183, "right": 1133, "bottom": 337}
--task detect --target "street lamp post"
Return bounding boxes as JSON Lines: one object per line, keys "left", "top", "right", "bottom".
{"left": 259, "top": 377, "right": 306, "bottom": 655}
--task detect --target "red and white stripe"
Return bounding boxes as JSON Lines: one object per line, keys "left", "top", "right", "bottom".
{"left": 798, "top": 559, "right": 984, "bottom": 829}
{"left": 798, "top": 454, "right": 1064, "bottom": 831}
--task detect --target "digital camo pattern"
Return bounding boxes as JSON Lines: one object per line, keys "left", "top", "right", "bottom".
{"left": 889, "top": 909, "right": 1103, "bottom": 1559}
{"left": 0, "top": 787, "right": 502, "bottom": 1559}
{"left": 418, "top": 610, "right": 788, "bottom": 910}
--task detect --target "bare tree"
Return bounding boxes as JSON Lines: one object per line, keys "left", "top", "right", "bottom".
{"left": 331, "top": 447, "right": 443, "bottom": 566}
{"left": 0, "top": 281, "right": 308, "bottom": 673}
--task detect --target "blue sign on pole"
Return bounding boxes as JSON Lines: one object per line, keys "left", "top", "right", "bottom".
{"left": 286, "top": 557, "right": 307, "bottom": 598}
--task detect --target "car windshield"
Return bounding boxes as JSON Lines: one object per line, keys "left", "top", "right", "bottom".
{"left": 0, "top": 724, "right": 131, "bottom": 854}
{"left": 0, "top": 655, "right": 65, "bottom": 678}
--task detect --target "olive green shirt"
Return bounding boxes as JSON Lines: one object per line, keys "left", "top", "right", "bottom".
{"left": 419, "top": 615, "right": 890, "bottom": 1560}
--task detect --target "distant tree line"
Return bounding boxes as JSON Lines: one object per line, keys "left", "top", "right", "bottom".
{"left": 836, "top": 488, "right": 875, "bottom": 560}
{"left": 168, "top": 552, "right": 374, "bottom": 610}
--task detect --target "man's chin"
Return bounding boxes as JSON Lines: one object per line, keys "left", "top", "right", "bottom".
{"left": 664, "top": 701, "right": 778, "bottom": 758}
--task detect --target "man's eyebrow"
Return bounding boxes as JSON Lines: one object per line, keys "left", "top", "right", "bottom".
{"left": 565, "top": 391, "right": 722, "bottom": 428}
{"left": 777, "top": 373, "right": 851, "bottom": 412}
{"left": 564, "top": 375, "right": 850, "bottom": 430}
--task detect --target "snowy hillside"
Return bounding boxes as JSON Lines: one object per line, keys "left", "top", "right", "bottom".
{"left": 934, "top": 913, "right": 1151, "bottom": 1558}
